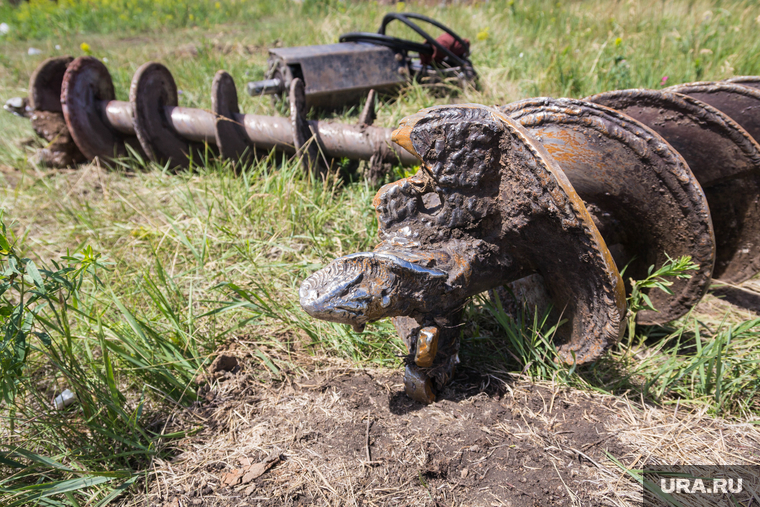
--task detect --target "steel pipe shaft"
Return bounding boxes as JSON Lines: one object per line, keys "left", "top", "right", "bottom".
{"left": 104, "top": 101, "right": 219, "bottom": 143}
{"left": 100, "top": 99, "right": 415, "bottom": 162}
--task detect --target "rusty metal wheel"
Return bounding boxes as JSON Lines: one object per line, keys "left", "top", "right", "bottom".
{"left": 29, "top": 55, "right": 72, "bottom": 113}
{"left": 501, "top": 98, "right": 715, "bottom": 325}
{"left": 589, "top": 89, "right": 760, "bottom": 284}
{"left": 61, "top": 56, "right": 136, "bottom": 161}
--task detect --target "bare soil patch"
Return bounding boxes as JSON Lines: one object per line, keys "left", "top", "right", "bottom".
{"left": 117, "top": 341, "right": 760, "bottom": 507}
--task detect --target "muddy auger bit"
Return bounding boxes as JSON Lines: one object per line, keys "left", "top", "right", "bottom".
{"left": 300, "top": 105, "right": 627, "bottom": 403}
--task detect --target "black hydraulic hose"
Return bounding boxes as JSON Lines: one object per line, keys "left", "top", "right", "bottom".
{"left": 339, "top": 12, "right": 472, "bottom": 71}
{"left": 378, "top": 12, "right": 471, "bottom": 67}
{"left": 337, "top": 32, "right": 433, "bottom": 55}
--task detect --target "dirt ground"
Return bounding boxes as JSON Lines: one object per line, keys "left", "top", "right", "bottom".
{"left": 5, "top": 159, "right": 760, "bottom": 505}
{"left": 120, "top": 329, "right": 760, "bottom": 507}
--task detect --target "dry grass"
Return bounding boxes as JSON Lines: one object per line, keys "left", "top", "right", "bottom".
{"left": 121, "top": 334, "right": 760, "bottom": 507}
{"left": 3, "top": 1, "right": 760, "bottom": 505}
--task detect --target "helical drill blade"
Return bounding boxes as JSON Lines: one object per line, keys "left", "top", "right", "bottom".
{"left": 589, "top": 89, "right": 760, "bottom": 283}
{"left": 61, "top": 56, "right": 140, "bottom": 161}
{"left": 724, "top": 76, "right": 760, "bottom": 90}
{"left": 130, "top": 61, "right": 214, "bottom": 169}
{"left": 666, "top": 82, "right": 760, "bottom": 145}
{"left": 29, "top": 56, "right": 72, "bottom": 113}
{"left": 501, "top": 98, "right": 715, "bottom": 325}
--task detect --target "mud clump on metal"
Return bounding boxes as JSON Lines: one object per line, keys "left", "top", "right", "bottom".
{"left": 24, "top": 56, "right": 86, "bottom": 168}
{"left": 300, "top": 104, "right": 626, "bottom": 404}
{"left": 28, "top": 111, "right": 87, "bottom": 168}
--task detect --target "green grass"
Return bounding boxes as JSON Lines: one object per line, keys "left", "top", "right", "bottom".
{"left": 1, "top": 0, "right": 760, "bottom": 504}
{"left": 465, "top": 257, "right": 760, "bottom": 420}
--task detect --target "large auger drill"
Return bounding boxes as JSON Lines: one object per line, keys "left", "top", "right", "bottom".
{"left": 300, "top": 78, "right": 760, "bottom": 403}
{"left": 8, "top": 56, "right": 760, "bottom": 404}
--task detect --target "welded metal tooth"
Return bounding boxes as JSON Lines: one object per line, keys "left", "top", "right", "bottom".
{"left": 501, "top": 97, "right": 715, "bottom": 325}
{"left": 414, "top": 326, "right": 439, "bottom": 368}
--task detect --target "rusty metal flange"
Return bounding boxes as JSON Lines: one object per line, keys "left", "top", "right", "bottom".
{"left": 289, "top": 78, "right": 323, "bottom": 175}
{"left": 724, "top": 77, "right": 760, "bottom": 90}
{"left": 29, "top": 56, "right": 72, "bottom": 112}
{"left": 300, "top": 104, "right": 626, "bottom": 403}
{"left": 130, "top": 61, "right": 208, "bottom": 169}
{"left": 61, "top": 56, "right": 136, "bottom": 161}
{"left": 665, "top": 82, "right": 760, "bottom": 144}
{"left": 212, "top": 70, "right": 254, "bottom": 168}
{"left": 589, "top": 89, "right": 760, "bottom": 283}
{"left": 500, "top": 98, "right": 715, "bottom": 325}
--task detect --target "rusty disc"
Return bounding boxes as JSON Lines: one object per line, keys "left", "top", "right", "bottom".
{"left": 289, "top": 78, "right": 323, "bottom": 175}
{"left": 666, "top": 81, "right": 760, "bottom": 143}
{"left": 589, "top": 89, "right": 760, "bottom": 283}
{"left": 60, "top": 56, "right": 133, "bottom": 161}
{"left": 501, "top": 98, "right": 714, "bottom": 325}
{"left": 723, "top": 76, "right": 760, "bottom": 90}
{"left": 130, "top": 61, "right": 199, "bottom": 169}
{"left": 212, "top": 70, "right": 253, "bottom": 168}
{"left": 29, "top": 56, "right": 73, "bottom": 112}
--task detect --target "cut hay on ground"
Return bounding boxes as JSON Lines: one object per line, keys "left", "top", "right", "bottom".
{"left": 121, "top": 342, "right": 760, "bottom": 507}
